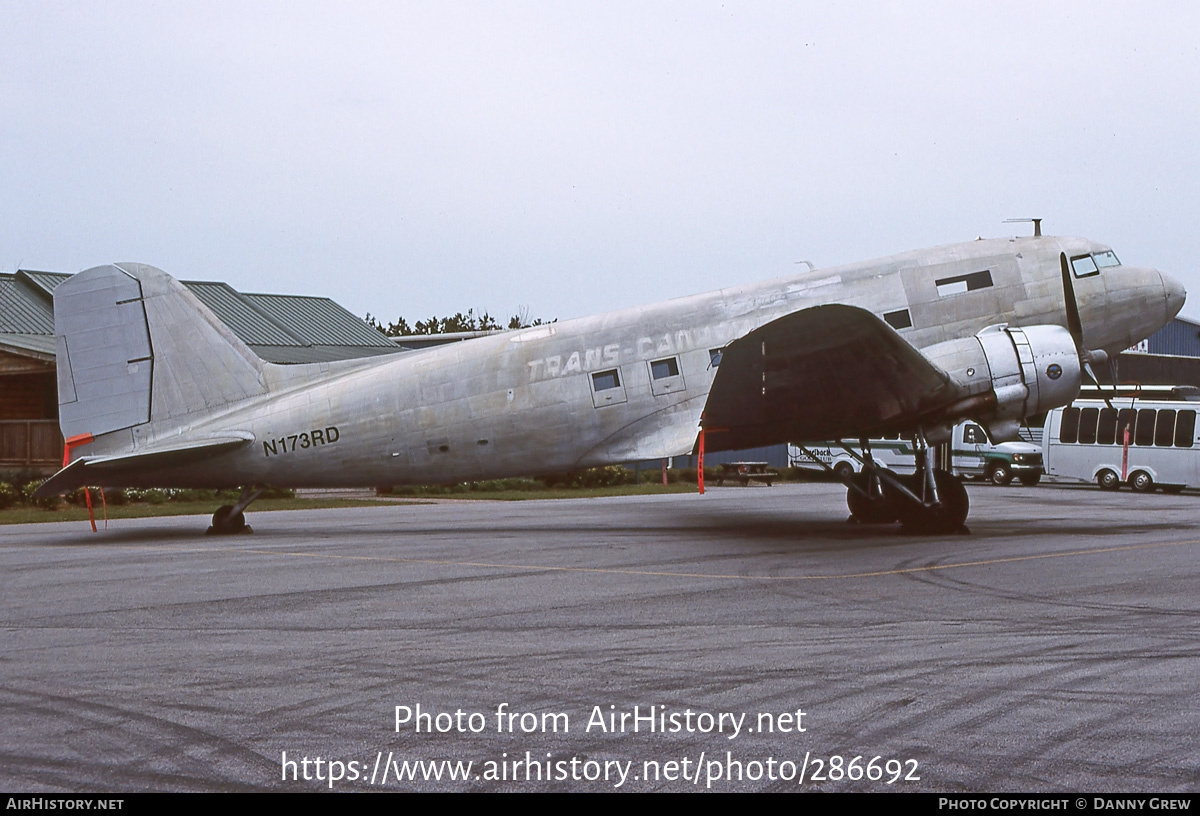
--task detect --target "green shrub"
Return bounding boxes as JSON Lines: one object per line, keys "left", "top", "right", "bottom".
{"left": 0, "top": 482, "right": 18, "bottom": 510}
{"left": 21, "top": 480, "right": 59, "bottom": 510}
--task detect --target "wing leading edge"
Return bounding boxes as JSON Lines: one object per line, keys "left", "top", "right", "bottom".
{"left": 702, "top": 304, "right": 961, "bottom": 451}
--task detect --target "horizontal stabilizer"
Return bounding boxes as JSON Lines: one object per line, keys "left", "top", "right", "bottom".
{"left": 34, "top": 435, "right": 254, "bottom": 497}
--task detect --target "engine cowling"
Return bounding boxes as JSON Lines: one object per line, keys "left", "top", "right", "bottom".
{"left": 922, "top": 324, "right": 1082, "bottom": 441}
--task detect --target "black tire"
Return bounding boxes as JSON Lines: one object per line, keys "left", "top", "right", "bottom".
{"left": 988, "top": 462, "right": 1013, "bottom": 486}
{"left": 896, "top": 469, "right": 970, "bottom": 535}
{"left": 846, "top": 472, "right": 899, "bottom": 524}
{"left": 1129, "top": 471, "right": 1155, "bottom": 493}
{"left": 1096, "top": 469, "right": 1121, "bottom": 491}
{"left": 832, "top": 461, "right": 855, "bottom": 482}
{"left": 210, "top": 505, "right": 246, "bottom": 534}
{"left": 1018, "top": 473, "right": 1042, "bottom": 487}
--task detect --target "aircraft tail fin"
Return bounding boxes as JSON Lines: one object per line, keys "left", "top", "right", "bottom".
{"left": 54, "top": 263, "right": 269, "bottom": 440}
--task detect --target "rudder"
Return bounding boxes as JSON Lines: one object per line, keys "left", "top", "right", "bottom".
{"left": 55, "top": 263, "right": 268, "bottom": 440}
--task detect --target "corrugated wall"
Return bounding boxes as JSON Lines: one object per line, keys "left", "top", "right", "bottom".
{"left": 1148, "top": 318, "right": 1200, "bottom": 357}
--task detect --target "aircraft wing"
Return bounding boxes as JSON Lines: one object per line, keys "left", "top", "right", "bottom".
{"left": 702, "top": 304, "right": 961, "bottom": 450}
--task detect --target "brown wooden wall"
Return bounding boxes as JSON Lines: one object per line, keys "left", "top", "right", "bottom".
{"left": 0, "top": 352, "right": 61, "bottom": 468}
{"left": 0, "top": 372, "right": 58, "bottom": 420}
{"left": 0, "top": 420, "right": 62, "bottom": 468}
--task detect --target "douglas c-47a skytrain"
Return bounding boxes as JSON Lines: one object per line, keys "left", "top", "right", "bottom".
{"left": 35, "top": 229, "right": 1185, "bottom": 534}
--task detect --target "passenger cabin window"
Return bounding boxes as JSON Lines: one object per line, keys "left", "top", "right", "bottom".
{"left": 884, "top": 309, "right": 912, "bottom": 330}
{"left": 590, "top": 367, "right": 628, "bottom": 408}
{"left": 648, "top": 355, "right": 685, "bottom": 396}
{"left": 934, "top": 270, "right": 993, "bottom": 297}
{"left": 650, "top": 357, "right": 680, "bottom": 380}
{"left": 592, "top": 370, "right": 621, "bottom": 391}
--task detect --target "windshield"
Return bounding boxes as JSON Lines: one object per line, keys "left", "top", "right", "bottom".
{"left": 1071, "top": 254, "right": 1099, "bottom": 277}
{"left": 1070, "top": 250, "right": 1121, "bottom": 278}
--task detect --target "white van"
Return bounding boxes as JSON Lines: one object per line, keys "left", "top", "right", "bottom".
{"left": 790, "top": 422, "right": 1044, "bottom": 485}
{"left": 1042, "top": 389, "right": 1200, "bottom": 492}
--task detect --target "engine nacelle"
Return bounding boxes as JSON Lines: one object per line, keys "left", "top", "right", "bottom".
{"left": 922, "top": 324, "right": 1082, "bottom": 441}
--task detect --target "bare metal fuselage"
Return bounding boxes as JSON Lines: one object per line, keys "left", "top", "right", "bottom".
{"left": 65, "top": 235, "right": 1183, "bottom": 489}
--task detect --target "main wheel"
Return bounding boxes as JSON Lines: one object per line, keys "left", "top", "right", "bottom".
{"left": 988, "top": 462, "right": 1013, "bottom": 486}
{"left": 1096, "top": 469, "right": 1120, "bottom": 491}
{"left": 1018, "top": 472, "right": 1042, "bottom": 487}
{"left": 897, "top": 469, "right": 970, "bottom": 535}
{"left": 846, "top": 472, "right": 899, "bottom": 524}
{"left": 209, "top": 505, "right": 247, "bottom": 534}
{"left": 1129, "top": 471, "right": 1156, "bottom": 493}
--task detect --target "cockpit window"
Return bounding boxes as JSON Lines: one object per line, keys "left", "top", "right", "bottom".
{"left": 1070, "top": 254, "right": 1100, "bottom": 278}
{"left": 1094, "top": 250, "right": 1121, "bottom": 268}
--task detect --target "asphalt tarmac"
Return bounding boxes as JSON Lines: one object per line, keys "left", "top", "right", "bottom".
{"left": 1, "top": 483, "right": 1197, "bottom": 792}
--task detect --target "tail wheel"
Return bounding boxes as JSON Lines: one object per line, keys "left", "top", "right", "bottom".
{"left": 1129, "top": 471, "right": 1156, "bottom": 493}
{"left": 209, "top": 505, "right": 247, "bottom": 534}
{"left": 1096, "top": 469, "right": 1120, "bottom": 491}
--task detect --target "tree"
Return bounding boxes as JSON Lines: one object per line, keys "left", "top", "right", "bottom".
{"left": 367, "top": 307, "right": 552, "bottom": 337}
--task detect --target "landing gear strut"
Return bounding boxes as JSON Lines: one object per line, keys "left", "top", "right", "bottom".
{"left": 800, "top": 431, "right": 970, "bottom": 535}
{"left": 843, "top": 438, "right": 898, "bottom": 524}
{"left": 206, "top": 486, "right": 265, "bottom": 535}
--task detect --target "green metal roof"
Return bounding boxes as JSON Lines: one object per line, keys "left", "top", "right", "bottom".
{"left": 244, "top": 293, "right": 396, "bottom": 347}
{"left": 0, "top": 278, "right": 55, "bottom": 335}
{"left": 184, "top": 281, "right": 305, "bottom": 347}
{"left": 0, "top": 268, "right": 400, "bottom": 364}
{"left": 0, "top": 333, "right": 57, "bottom": 360}
{"left": 16, "top": 269, "right": 69, "bottom": 298}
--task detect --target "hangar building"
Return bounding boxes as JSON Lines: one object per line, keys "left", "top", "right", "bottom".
{"left": 0, "top": 269, "right": 400, "bottom": 470}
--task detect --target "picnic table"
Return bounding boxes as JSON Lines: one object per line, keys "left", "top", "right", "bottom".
{"left": 715, "top": 462, "right": 778, "bottom": 486}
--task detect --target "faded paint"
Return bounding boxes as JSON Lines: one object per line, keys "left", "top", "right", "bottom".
{"left": 36, "top": 235, "right": 1185, "bottom": 497}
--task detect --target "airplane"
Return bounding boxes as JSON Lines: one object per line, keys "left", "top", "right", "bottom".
{"left": 33, "top": 229, "right": 1185, "bottom": 535}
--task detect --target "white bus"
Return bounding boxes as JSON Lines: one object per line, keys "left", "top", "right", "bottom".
{"left": 790, "top": 421, "right": 1044, "bottom": 486}
{"left": 1043, "top": 388, "right": 1200, "bottom": 492}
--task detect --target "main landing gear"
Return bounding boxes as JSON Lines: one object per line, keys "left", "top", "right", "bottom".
{"left": 799, "top": 434, "right": 970, "bottom": 535}
{"left": 206, "top": 486, "right": 265, "bottom": 535}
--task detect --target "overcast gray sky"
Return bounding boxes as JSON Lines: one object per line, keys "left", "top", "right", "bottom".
{"left": 3, "top": 1, "right": 1197, "bottom": 323}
